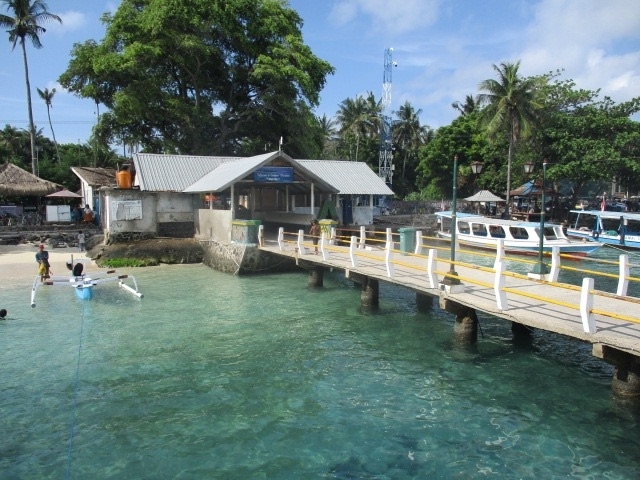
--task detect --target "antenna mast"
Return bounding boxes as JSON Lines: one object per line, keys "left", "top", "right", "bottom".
{"left": 378, "top": 47, "right": 394, "bottom": 186}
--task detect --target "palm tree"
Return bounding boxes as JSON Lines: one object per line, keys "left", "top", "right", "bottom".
{"left": 37, "top": 86, "right": 60, "bottom": 163}
{"left": 451, "top": 94, "right": 478, "bottom": 116}
{"left": 336, "top": 93, "right": 381, "bottom": 161}
{"left": 393, "top": 101, "right": 431, "bottom": 193}
{"left": 0, "top": 0, "right": 61, "bottom": 175}
{"left": 477, "top": 61, "right": 544, "bottom": 214}
{"left": 316, "top": 114, "right": 337, "bottom": 158}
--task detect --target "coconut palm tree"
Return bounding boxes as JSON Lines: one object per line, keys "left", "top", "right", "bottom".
{"left": 0, "top": 0, "right": 61, "bottom": 175}
{"left": 316, "top": 114, "right": 337, "bottom": 158}
{"left": 336, "top": 93, "right": 381, "bottom": 161}
{"left": 451, "top": 94, "right": 478, "bottom": 116}
{"left": 393, "top": 101, "right": 431, "bottom": 194}
{"left": 37, "top": 86, "right": 60, "bottom": 163}
{"left": 477, "top": 61, "right": 544, "bottom": 214}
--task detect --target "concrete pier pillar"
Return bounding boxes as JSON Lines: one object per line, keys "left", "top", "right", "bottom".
{"left": 308, "top": 266, "right": 324, "bottom": 288}
{"left": 511, "top": 322, "right": 534, "bottom": 347}
{"left": 360, "top": 277, "right": 379, "bottom": 309}
{"left": 439, "top": 297, "right": 478, "bottom": 343}
{"left": 416, "top": 293, "right": 433, "bottom": 312}
{"left": 453, "top": 309, "right": 478, "bottom": 344}
{"left": 612, "top": 362, "right": 640, "bottom": 400}
{"left": 593, "top": 344, "right": 640, "bottom": 400}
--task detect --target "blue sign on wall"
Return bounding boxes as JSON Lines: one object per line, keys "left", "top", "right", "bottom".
{"left": 254, "top": 166, "right": 294, "bottom": 183}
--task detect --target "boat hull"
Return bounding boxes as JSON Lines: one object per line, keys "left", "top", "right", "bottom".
{"left": 435, "top": 211, "right": 602, "bottom": 257}
{"left": 566, "top": 229, "right": 640, "bottom": 250}
{"left": 75, "top": 285, "right": 93, "bottom": 300}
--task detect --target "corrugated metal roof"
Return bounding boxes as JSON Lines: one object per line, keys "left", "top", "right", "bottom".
{"left": 131, "top": 153, "right": 392, "bottom": 196}
{"left": 184, "top": 152, "right": 276, "bottom": 193}
{"left": 183, "top": 151, "right": 338, "bottom": 194}
{"left": 297, "top": 160, "right": 394, "bottom": 196}
{"left": 131, "top": 153, "right": 239, "bottom": 191}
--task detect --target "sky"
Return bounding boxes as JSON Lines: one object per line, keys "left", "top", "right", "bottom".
{"left": 1, "top": 0, "right": 639, "bottom": 147}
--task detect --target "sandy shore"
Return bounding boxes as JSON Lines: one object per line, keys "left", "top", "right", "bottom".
{"left": 0, "top": 243, "right": 96, "bottom": 286}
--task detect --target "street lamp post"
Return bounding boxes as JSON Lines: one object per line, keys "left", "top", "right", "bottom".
{"left": 442, "top": 154, "right": 461, "bottom": 287}
{"left": 524, "top": 159, "right": 549, "bottom": 278}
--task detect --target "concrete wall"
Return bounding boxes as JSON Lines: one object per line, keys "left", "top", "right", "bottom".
{"left": 102, "top": 188, "right": 196, "bottom": 241}
{"left": 195, "top": 209, "right": 233, "bottom": 242}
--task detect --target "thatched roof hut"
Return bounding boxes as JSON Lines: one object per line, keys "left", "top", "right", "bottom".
{"left": 0, "top": 162, "right": 60, "bottom": 197}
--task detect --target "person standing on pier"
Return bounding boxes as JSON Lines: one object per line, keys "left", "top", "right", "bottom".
{"left": 309, "top": 219, "right": 320, "bottom": 254}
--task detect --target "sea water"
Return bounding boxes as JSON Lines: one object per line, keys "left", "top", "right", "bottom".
{"left": 1, "top": 259, "right": 640, "bottom": 479}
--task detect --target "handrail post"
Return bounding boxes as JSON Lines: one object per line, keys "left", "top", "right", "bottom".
{"left": 385, "top": 238, "right": 395, "bottom": 277}
{"left": 278, "top": 227, "right": 284, "bottom": 251}
{"left": 320, "top": 232, "right": 329, "bottom": 260}
{"left": 549, "top": 246, "right": 560, "bottom": 282}
{"left": 258, "top": 224, "right": 264, "bottom": 247}
{"left": 494, "top": 258, "right": 508, "bottom": 311}
{"left": 359, "top": 226, "right": 366, "bottom": 249}
{"left": 386, "top": 227, "right": 393, "bottom": 246}
{"left": 414, "top": 230, "right": 423, "bottom": 255}
{"left": 580, "top": 277, "right": 596, "bottom": 333}
{"left": 297, "top": 229, "right": 307, "bottom": 255}
{"left": 349, "top": 235, "right": 359, "bottom": 267}
{"left": 617, "top": 254, "right": 629, "bottom": 296}
{"left": 427, "top": 248, "right": 438, "bottom": 288}
{"left": 330, "top": 227, "right": 337, "bottom": 245}
{"left": 493, "top": 239, "right": 504, "bottom": 271}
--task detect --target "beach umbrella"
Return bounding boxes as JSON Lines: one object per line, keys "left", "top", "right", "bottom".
{"left": 45, "top": 189, "right": 82, "bottom": 198}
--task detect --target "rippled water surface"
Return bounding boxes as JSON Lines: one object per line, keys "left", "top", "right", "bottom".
{"left": 1, "top": 261, "right": 640, "bottom": 479}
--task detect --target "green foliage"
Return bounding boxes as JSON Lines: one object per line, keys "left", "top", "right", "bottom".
{"left": 58, "top": 0, "right": 334, "bottom": 157}
{"left": 95, "top": 258, "right": 156, "bottom": 268}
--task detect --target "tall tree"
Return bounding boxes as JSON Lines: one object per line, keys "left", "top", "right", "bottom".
{"left": 59, "top": 0, "right": 334, "bottom": 156}
{"left": 37, "top": 86, "right": 60, "bottom": 163}
{"left": 0, "top": 0, "right": 61, "bottom": 175}
{"left": 316, "top": 114, "right": 337, "bottom": 159}
{"left": 477, "top": 61, "right": 545, "bottom": 214}
{"left": 392, "top": 101, "right": 431, "bottom": 197}
{"left": 451, "top": 95, "right": 478, "bottom": 116}
{"left": 335, "top": 93, "right": 380, "bottom": 162}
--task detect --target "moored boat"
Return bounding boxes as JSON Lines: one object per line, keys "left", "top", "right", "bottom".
{"left": 436, "top": 212, "right": 602, "bottom": 256}
{"left": 566, "top": 210, "right": 640, "bottom": 250}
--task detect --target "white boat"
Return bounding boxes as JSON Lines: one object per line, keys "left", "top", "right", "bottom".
{"left": 30, "top": 256, "right": 143, "bottom": 308}
{"left": 436, "top": 212, "right": 602, "bottom": 256}
{"left": 566, "top": 210, "right": 640, "bottom": 250}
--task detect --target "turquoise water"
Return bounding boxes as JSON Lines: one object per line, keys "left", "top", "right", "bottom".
{"left": 1, "top": 262, "right": 640, "bottom": 479}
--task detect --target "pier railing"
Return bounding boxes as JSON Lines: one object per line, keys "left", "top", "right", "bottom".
{"left": 270, "top": 225, "right": 640, "bottom": 334}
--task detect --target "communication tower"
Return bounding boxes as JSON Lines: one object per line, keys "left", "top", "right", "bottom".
{"left": 378, "top": 47, "right": 394, "bottom": 186}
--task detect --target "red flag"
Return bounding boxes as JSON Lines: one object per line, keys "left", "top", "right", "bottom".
{"left": 600, "top": 194, "right": 606, "bottom": 211}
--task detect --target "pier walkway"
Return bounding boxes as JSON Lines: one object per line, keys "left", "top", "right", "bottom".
{"left": 259, "top": 227, "right": 640, "bottom": 361}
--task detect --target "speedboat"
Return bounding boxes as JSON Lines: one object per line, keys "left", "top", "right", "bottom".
{"left": 566, "top": 210, "right": 640, "bottom": 250}
{"left": 30, "top": 256, "right": 143, "bottom": 308}
{"left": 436, "top": 212, "right": 601, "bottom": 256}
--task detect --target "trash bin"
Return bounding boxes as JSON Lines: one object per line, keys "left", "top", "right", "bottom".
{"left": 398, "top": 227, "right": 417, "bottom": 255}
{"left": 232, "top": 219, "right": 261, "bottom": 245}
{"left": 319, "top": 219, "right": 338, "bottom": 239}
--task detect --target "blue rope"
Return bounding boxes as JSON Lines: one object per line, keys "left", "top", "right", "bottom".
{"left": 66, "top": 304, "right": 87, "bottom": 479}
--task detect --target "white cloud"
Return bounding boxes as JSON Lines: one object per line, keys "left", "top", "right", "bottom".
{"left": 329, "top": 0, "right": 441, "bottom": 35}
{"left": 516, "top": 0, "right": 640, "bottom": 101}
{"left": 48, "top": 10, "right": 87, "bottom": 34}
